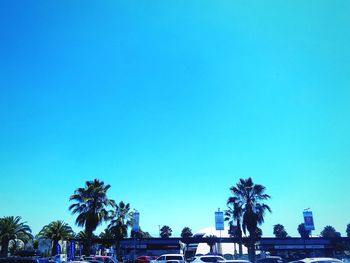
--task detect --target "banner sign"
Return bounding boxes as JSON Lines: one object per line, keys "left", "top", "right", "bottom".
{"left": 56, "top": 243, "right": 61, "bottom": 255}
{"left": 69, "top": 241, "right": 75, "bottom": 260}
{"left": 215, "top": 211, "right": 224, "bottom": 230}
{"left": 303, "top": 211, "right": 315, "bottom": 230}
{"left": 132, "top": 211, "right": 140, "bottom": 232}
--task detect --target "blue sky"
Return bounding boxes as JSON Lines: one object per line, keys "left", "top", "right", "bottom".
{"left": 1, "top": 1, "right": 350, "bottom": 238}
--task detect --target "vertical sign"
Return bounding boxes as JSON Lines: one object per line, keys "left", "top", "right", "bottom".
{"left": 132, "top": 211, "right": 140, "bottom": 232}
{"left": 303, "top": 210, "right": 315, "bottom": 231}
{"left": 215, "top": 211, "right": 224, "bottom": 230}
{"left": 56, "top": 243, "right": 61, "bottom": 255}
{"left": 69, "top": 241, "right": 75, "bottom": 260}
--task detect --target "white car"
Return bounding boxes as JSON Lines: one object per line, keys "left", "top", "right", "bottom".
{"left": 152, "top": 254, "right": 185, "bottom": 263}
{"left": 225, "top": 260, "right": 251, "bottom": 263}
{"left": 190, "top": 255, "right": 226, "bottom": 263}
{"left": 290, "top": 258, "right": 343, "bottom": 263}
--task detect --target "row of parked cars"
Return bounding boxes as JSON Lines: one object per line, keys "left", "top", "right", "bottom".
{"left": 0, "top": 254, "right": 345, "bottom": 263}
{"left": 140, "top": 254, "right": 345, "bottom": 263}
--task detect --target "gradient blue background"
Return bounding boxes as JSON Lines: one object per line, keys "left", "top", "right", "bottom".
{"left": 1, "top": 1, "right": 350, "bottom": 237}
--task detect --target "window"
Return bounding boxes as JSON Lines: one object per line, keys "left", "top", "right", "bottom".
{"left": 166, "top": 256, "right": 183, "bottom": 260}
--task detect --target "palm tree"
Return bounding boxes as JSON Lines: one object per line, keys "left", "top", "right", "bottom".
{"left": 69, "top": 179, "right": 116, "bottom": 255}
{"left": 181, "top": 227, "right": 193, "bottom": 239}
{"left": 229, "top": 178, "right": 271, "bottom": 262}
{"left": 225, "top": 197, "right": 243, "bottom": 256}
{"left": 0, "top": 216, "right": 33, "bottom": 257}
{"left": 160, "top": 225, "right": 172, "bottom": 238}
{"left": 37, "top": 220, "right": 74, "bottom": 256}
{"left": 346, "top": 224, "right": 350, "bottom": 238}
{"left": 108, "top": 201, "right": 133, "bottom": 239}
{"left": 99, "top": 228, "right": 115, "bottom": 247}
{"left": 320, "top": 226, "right": 341, "bottom": 238}
{"left": 130, "top": 228, "right": 152, "bottom": 239}
{"left": 297, "top": 223, "right": 311, "bottom": 238}
{"left": 273, "top": 224, "right": 288, "bottom": 238}
{"left": 108, "top": 201, "right": 133, "bottom": 260}
{"left": 206, "top": 235, "right": 217, "bottom": 254}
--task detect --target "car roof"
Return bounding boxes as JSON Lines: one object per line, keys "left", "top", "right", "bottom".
{"left": 224, "top": 260, "right": 251, "bottom": 263}
{"left": 198, "top": 256, "right": 224, "bottom": 258}
{"left": 159, "top": 254, "right": 183, "bottom": 257}
{"left": 299, "top": 258, "right": 342, "bottom": 263}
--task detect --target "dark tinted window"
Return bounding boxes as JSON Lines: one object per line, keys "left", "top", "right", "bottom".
{"left": 166, "top": 256, "right": 183, "bottom": 260}
{"left": 201, "top": 257, "right": 224, "bottom": 262}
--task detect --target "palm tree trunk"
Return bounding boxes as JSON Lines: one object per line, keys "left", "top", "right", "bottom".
{"left": 1, "top": 237, "right": 9, "bottom": 257}
{"left": 238, "top": 236, "right": 243, "bottom": 256}
{"left": 84, "top": 229, "right": 93, "bottom": 256}
{"left": 116, "top": 240, "right": 121, "bottom": 261}
{"left": 248, "top": 233, "right": 256, "bottom": 263}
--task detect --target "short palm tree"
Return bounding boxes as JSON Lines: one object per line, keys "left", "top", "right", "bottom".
{"left": 160, "top": 225, "right": 172, "bottom": 238}
{"left": 206, "top": 235, "right": 217, "bottom": 253}
{"left": 297, "top": 223, "right": 310, "bottom": 238}
{"left": 229, "top": 178, "right": 271, "bottom": 262}
{"left": 180, "top": 227, "right": 193, "bottom": 239}
{"left": 108, "top": 201, "right": 133, "bottom": 260}
{"left": 69, "top": 179, "right": 116, "bottom": 255}
{"left": 108, "top": 201, "right": 133, "bottom": 239}
{"left": 37, "top": 220, "right": 74, "bottom": 256}
{"left": 0, "top": 216, "right": 33, "bottom": 257}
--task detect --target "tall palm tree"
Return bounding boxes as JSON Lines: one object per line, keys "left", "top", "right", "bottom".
{"left": 0, "top": 216, "right": 33, "bottom": 257}
{"left": 225, "top": 196, "right": 243, "bottom": 256}
{"left": 229, "top": 178, "right": 271, "bottom": 262}
{"left": 69, "top": 179, "right": 116, "bottom": 255}
{"left": 108, "top": 201, "right": 133, "bottom": 260}
{"left": 37, "top": 220, "right": 74, "bottom": 256}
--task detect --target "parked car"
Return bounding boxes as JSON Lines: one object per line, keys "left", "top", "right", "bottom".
{"left": 0, "top": 258, "right": 50, "bottom": 263}
{"left": 289, "top": 258, "right": 343, "bottom": 263}
{"left": 256, "top": 257, "right": 287, "bottom": 263}
{"left": 93, "top": 256, "right": 118, "bottom": 263}
{"left": 152, "top": 254, "right": 185, "bottom": 263}
{"left": 190, "top": 255, "right": 225, "bottom": 263}
{"left": 137, "top": 256, "right": 155, "bottom": 263}
{"left": 224, "top": 260, "right": 251, "bottom": 263}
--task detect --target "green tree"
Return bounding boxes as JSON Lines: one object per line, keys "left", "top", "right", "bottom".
{"left": 69, "top": 179, "right": 116, "bottom": 255}
{"left": 226, "top": 196, "right": 244, "bottom": 256}
{"left": 108, "top": 201, "right": 133, "bottom": 260}
{"left": 320, "top": 226, "right": 341, "bottom": 238}
{"left": 160, "top": 225, "right": 172, "bottom": 238}
{"left": 273, "top": 224, "right": 288, "bottom": 238}
{"left": 130, "top": 228, "right": 152, "bottom": 239}
{"left": 37, "top": 220, "right": 74, "bottom": 256}
{"left": 99, "top": 228, "right": 115, "bottom": 247}
{"left": 181, "top": 227, "right": 193, "bottom": 239}
{"left": 108, "top": 201, "right": 133, "bottom": 239}
{"left": 346, "top": 224, "right": 350, "bottom": 238}
{"left": 0, "top": 216, "right": 33, "bottom": 257}
{"left": 32, "top": 239, "right": 39, "bottom": 250}
{"left": 229, "top": 177, "right": 271, "bottom": 262}
{"left": 297, "top": 223, "right": 311, "bottom": 238}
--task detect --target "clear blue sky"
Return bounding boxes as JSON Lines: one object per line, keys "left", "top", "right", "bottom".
{"left": 1, "top": 1, "right": 350, "bottom": 238}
